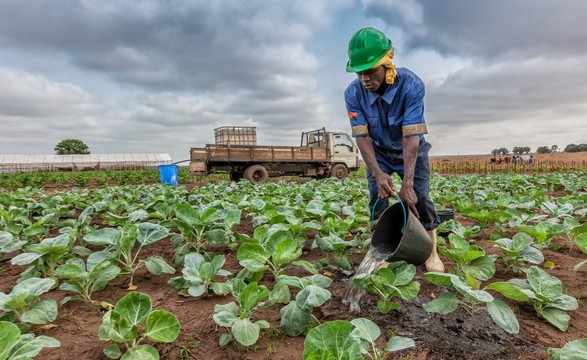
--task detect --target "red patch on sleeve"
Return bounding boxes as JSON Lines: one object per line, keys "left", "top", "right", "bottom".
{"left": 348, "top": 112, "right": 357, "bottom": 121}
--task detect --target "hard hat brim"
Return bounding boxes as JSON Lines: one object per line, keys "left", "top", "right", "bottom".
{"left": 346, "top": 54, "right": 384, "bottom": 73}
{"left": 345, "top": 43, "right": 391, "bottom": 73}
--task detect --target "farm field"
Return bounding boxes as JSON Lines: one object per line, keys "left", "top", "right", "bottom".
{"left": 431, "top": 152, "right": 587, "bottom": 175}
{"left": 1, "top": 170, "right": 586, "bottom": 360}
{"left": 431, "top": 151, "right": 587, "bottom": 164}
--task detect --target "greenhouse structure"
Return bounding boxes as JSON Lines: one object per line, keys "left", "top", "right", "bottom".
{"left": 0, "top": 154, "right": 172, "bottom": 173}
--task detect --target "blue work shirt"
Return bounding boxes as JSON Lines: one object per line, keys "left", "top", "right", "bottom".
{"left": 344, "top": 67, "right": 428, "bottom": 152}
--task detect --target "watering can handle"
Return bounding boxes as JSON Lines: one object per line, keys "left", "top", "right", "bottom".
{"left": 371, "top": 194, "right": 407, "bottom": 231}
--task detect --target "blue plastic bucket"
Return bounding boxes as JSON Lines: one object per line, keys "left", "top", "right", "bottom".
{"left": 158, "top": 164, "right": 178, "bottom": 185}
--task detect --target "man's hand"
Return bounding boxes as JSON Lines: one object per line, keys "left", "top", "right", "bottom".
{"left": 375, "top": 172, "right": 396, "bottom": 199}
{"left": 399, "top": 185, "right": 419, "bottom": 218}
{"left": 400, "top": 136, "right": 420, "bottom": 218}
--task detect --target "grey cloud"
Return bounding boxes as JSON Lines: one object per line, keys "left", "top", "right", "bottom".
{"left": 423, "top": 56, "right": 587, "bottom": 155}
{"left": 0, "top": 1, "right": 331, "bottom": 91}
{"left": 0, "top": 68, "right": 94, "bottom": 117}
{"left": 0, "top": 64, "right": 330, "bottom": 161}
{"left": 425, "top": 54, "right": 587, "bottom": 129}
{"left": 364, "top": 0, "right": 587, "bottom": 60}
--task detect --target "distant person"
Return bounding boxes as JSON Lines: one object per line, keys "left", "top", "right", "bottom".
{"left": 344, "top": 27, "right": 444, "bottom": 272}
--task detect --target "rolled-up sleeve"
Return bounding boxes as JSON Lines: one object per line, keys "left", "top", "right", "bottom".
{"left": 402, "top": 79, "right": 428, "bottom": 137}
{"left": 345, "top": 85, "right": 369, "bottom": 138}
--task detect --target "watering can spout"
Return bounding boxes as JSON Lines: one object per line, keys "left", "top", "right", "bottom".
{"left": 370, "top": 200, "right": 432, "bottom": 266}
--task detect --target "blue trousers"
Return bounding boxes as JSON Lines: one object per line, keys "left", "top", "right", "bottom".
{"left": 367, "top": 141, "right": 440, "bottom": 231}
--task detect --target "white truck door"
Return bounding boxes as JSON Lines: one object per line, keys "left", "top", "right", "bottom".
{"left": 331, "top": 133, "right": 358, "bottom": 169}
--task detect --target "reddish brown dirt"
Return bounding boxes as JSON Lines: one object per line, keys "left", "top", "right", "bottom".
{"left": 1, "top": 188, "right": 586, "bottom": 360}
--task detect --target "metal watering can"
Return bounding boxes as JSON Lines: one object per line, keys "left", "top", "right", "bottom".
{"left": 370, "top": 196, "right": 433, "bottom": 266}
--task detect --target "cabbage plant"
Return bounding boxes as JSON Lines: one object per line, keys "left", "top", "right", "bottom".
{"left": 168, "top": 252, "right": 232, "bottom": 297}
{"left": 0, "top": 277, "right": 57, "bottom": 329}
{"left": 55, "top": 206, "right": 95, "bottom": 240}
{"left": 0, "top": 204, "right": 30, "bottom": 236}
{"left": 10, "top": 233, "right": 78, "bottom": 279}
{"left": 423, "top": 272, "right": 520, "bottom": 334}
{"left": 83, "top": 222, "right": 174, "bottom": 289}
{"left": 54, "top": 257, "right": 121, "bottom": 305}
{"left": 352, "top": 261, "right": 420, "bottom": 314}
{"left": 518, "top": 221, "right": 567, "bottom": 248}
{"left": 253, "top": 212, "right": 322, "bottom": 249}
{"left": 540, "top": 200, "right": 576, "bottom": 219}
{"left": 437, "top": 233, "right": 496, "bottom": 283}
{"left": 98, "top": 291, "right": 181, "bottom": 359}
{"left": 236, "top": 227, "right": 302, "bottom": 279}
{"left": 490, "top": 232, "right": 544, "bottom": 273}
{"left": 574, "top": 232, "right": 587, "bottom": 271}
{"left": 163, "top": 203, "right": 228, "bottom": 263}
{"left": 302, "top": 318, "right": 414, "bottom": 360}
{"left": 279, "top": 274, "right": 332, "bottom": 336}
{"left": 548, "top": 338, "right": 587, "bottom": 360}
{"left": 312, "top": 233, "right": 356, "bottom": 271}
{"left": 0, "top": 231, "right": 26, "bottom": 258}
{"left": 485, "top": 266, "right": 578, "bottom": 331}
{"left": 435, "top": 219, "right": 482, "bottom": 239}
{"left": 0, "top": 321, "right": 60, "bottom": 359}
{"left": 212, "top": 280, "right": 270, "bottom": 347}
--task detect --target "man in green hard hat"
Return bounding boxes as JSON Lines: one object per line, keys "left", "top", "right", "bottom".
{"left": 344, "top": 27, "right": 444, "bottom": 272}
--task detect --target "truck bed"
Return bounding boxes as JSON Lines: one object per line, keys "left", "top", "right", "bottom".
{"left": 190, "top": 144, "right": 328, "bottom": 163}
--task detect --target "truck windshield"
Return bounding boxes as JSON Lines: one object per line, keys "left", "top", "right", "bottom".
{"left": 334, "top": 134, "right": 354, "bottom": 152}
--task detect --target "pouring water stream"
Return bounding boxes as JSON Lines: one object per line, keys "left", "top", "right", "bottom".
{"left": 342, "top": 196, "right": 407, "bottom": 312}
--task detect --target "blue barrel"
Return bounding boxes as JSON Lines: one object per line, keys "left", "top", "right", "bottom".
{"left": 158, "top": 164, "right": 178, "bottom": 185}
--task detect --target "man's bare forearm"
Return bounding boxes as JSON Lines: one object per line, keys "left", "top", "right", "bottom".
{"left": 356, "top": 136, "right": 383, "bottom": 176}
{"left": 402, "top": 135, "right": 419, "bottom": 186}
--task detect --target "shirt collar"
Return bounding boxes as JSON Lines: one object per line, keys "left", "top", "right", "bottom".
{"left": 366, "top": 74, "right": 400, "bottom": 106}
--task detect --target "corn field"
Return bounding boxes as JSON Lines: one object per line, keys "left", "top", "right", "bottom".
{"left": 432, "top": 160, "right": 587, "bottom": 175}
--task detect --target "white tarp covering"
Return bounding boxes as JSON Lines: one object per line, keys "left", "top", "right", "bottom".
{"left": 0, "top": 154, "right": 172, "bottom": 173}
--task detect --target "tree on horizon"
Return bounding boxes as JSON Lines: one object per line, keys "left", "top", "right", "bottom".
{"left": 536, "top": 146, "right": 551, "bottom": 154}
{"left": 54, "top": 139, "right": 91, "bottom": 155}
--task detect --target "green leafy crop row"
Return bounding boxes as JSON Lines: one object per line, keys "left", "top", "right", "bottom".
{"left": 0, "top": 171, "right": 585, "bottom": 359}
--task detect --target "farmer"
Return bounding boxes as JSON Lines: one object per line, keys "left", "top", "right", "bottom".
{"left": 344, "top": 27, "right": 444, "bottom": 272}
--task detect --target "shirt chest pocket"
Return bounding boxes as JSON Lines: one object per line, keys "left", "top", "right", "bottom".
{"left": 366, "top": 115, "right": 403, "bottom": 140}
{"left": 387, "top": 115, "right": 403, "bottom": 140}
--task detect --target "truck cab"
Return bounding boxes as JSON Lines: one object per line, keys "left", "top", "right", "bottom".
{"left": 331, "top": 132, "right": 360, "bottom": 169}
{"left": 301, "top": 128, "right": 360, "bottom": 177}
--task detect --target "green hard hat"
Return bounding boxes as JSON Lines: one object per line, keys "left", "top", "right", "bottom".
{"left": 346, "top": 27, "right": 392, "bottom": 73}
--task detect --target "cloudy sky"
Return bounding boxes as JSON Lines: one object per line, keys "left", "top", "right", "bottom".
{"left": 1, "top": 0, "right": 586, "bottom": 162}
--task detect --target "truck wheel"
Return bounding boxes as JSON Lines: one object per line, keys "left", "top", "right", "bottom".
{"left": 331, "top": 164, "right": 349, "bottom": 180}
{"left": 244, "top": 165, "right": 269, "bottom": 184}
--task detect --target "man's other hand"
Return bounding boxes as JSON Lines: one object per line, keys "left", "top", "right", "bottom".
{"left": 375, "top": 173, "right": 396, "bottom": 199}
{"left": 399, "top": 186, "right": 419, "bottom": 218}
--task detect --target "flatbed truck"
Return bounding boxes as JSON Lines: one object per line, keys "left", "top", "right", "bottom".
{"left": 189, "top": 127, "right": 360, "bottom": 183}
